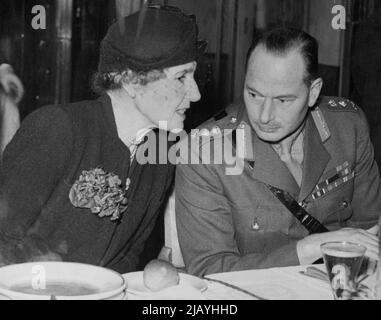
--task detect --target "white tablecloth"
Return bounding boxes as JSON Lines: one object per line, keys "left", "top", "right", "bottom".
{"left": 124, "top": 264, "right": 336, "bottom": 300}
{"left": 204, "top": 265, "right": 333, "bottom": 300}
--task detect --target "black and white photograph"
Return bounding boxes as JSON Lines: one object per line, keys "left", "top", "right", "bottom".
{"left": 0, "top": 0, "right": 380, "bottom": 304}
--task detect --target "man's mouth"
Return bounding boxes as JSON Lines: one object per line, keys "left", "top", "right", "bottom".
{"left": 256, "top": 124, "right": 280, "bottom": 133}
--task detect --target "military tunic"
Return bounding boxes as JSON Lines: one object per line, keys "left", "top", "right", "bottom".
{"left": 175, "top": 96, "right": 381, "bottom": 276}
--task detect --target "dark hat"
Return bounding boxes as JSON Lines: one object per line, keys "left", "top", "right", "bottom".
{"left": 98, "top": 5, "right": 207, "bottom": 73}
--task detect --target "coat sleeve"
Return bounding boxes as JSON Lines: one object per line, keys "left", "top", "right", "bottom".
{"left": 175, "top": 161, "right": 299, "bottom": 277}
{"left": 347, "top": 109, "right": 381, "bottom": 228}
{"left": 0, "top": 106, "right": 73, "bottom": 264}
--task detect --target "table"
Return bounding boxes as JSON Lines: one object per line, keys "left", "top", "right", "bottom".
{"left": 204, "top": 265, "right": 333, "bottom": 300}
{"left": 124, "top": 264, "right": 336, "bottom": 300}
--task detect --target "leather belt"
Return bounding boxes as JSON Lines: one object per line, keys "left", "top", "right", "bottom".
{"left": 265, "top": 184, "right": 328, "bottom": 234}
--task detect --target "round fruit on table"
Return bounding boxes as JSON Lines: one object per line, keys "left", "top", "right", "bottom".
{"left": 143, "top": 259, "right": 180, "bottom": 292}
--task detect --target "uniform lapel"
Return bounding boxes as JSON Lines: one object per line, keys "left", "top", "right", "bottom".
{"left": 250, "top": 132, "right": 300, "bottom": 198}
{"left": 298, "top": 113, "right": 331, "bottom": 201}
{"left": 232, "top": 105, "right": 300, "bottom": 197}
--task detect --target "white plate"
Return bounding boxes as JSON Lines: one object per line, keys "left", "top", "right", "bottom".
{"left": 0, "top": 262, "right": 126, "bottom": 300}
{"left": 123, "top": 272, "right": 207, "bottom": 295}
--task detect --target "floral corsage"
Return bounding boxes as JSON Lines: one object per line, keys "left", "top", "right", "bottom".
{"left": 69, "top": 168, "right": 129, "bottom": 221}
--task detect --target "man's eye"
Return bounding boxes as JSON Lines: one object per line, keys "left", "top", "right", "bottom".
{"left": 277, "top": 98, "right": 292, "bottom": 104}
{"left": 249, "top": 92, "right": 257, "bottom": 98}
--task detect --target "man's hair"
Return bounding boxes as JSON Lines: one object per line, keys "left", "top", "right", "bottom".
{"left": 246, "top": 27, "right": 319, "bottom": 83}
{"left": 91, "top": 68, "right": 166, "bottom": 95}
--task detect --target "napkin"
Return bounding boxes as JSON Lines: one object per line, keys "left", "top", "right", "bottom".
{"left": 127, "top": 284, "right": 206, "bottom": 300}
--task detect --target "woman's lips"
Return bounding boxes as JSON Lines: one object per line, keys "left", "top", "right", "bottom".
{"left": 176, "top": 108, "right": 188, "bottom": 118}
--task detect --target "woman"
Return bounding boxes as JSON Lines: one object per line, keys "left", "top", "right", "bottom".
{"left": 0, "top": 5, "right": 206, "bottom": 273}
{"left": 0, "top": 62, "right": 23, "bottom": 156}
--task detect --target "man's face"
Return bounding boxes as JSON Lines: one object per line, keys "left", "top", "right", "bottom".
{"left": 243, "top": 46, "right": 313, "bottom": 143}
{"left": 134, "top": 61, "right": 200, "bottom": 131}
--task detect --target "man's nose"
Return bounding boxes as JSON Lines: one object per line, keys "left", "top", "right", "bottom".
{"left": 186, "top": 78, "right": 201, "bottom": 102}
{"left": 259, "top": 98, "right": 274, "bottom": 124}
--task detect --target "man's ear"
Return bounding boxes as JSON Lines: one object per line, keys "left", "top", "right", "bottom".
{"left": 308, "top": 77, "right": 323, "bottom": 108}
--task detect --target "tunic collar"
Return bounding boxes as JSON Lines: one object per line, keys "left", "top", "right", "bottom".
{"left": 230, "top": 102, "right": 331, "bottom": 199}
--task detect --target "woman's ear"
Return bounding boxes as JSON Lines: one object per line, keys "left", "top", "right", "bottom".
{"left": 122, "top": 82, "right": 136, "bottom": 99}
{"left": 308, "top": 77, "right": 323, "bottom": 108}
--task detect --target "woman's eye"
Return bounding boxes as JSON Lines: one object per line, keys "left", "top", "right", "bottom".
{"left": 249, "top": 92, "right": 257, "bottom": 98}
{"left": 177, "top": 75, "right": 186, "bottom": 82}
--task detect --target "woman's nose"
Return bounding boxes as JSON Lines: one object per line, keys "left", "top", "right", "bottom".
{"left": 186, "top": 78, "right": 201, "bottom": 102}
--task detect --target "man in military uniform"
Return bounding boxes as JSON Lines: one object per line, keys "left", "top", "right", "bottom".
{"left": 175, "top": 28, "right": 380, "bottom": 276}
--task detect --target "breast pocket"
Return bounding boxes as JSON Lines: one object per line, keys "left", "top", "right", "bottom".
{"left": 316, "top": 179, "right": 354, "bottom": 227}
{"left": 231, "top": 202, "right": 294, "bottom": 255}
{"left": 232, "top": 202, "right": 293, "bottom": 235}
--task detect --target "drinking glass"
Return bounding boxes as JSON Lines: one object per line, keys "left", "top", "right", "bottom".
{"left": 321, "top": 241, "right": 366, "bottom": 300}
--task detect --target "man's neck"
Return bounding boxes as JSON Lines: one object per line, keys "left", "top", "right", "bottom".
{"left": 271, "top": 121, "right": 307, "bottom": 187}
{"left": 272, "top": 122, "right": 306, "bottom": 159}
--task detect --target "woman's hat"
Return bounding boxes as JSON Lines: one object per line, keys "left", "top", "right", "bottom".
{"left": 98, "top": 5, "right": 207, "bottom": 73}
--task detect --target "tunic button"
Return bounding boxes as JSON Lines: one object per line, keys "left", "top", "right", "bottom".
{"left": 211, "top": 126, "right": 222, "bottom": 136}
{"left": 238, "top": 122, "right": 245, "bottom": 129}
{"left": 190, "top": 129, "right": 199, "bottom": 138}
{"left": 251, "top": 217, "right": 260, "bottom": 231}
{"left": 199, "top": 128, "right": 210, "bottom": 137}
{"left": 342, "top": 201, "right": 349, "bottom": 208}
{"left": 299, "top": 201, "right": 308, "bottom": 209}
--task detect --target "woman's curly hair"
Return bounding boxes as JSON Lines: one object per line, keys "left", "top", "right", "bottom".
{"left": 91, "top": 68, "right": 166, "bottom": 95}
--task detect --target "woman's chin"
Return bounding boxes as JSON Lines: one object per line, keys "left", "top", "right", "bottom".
{"left": 167, "top": 121, "right": 185, "bottom": 133}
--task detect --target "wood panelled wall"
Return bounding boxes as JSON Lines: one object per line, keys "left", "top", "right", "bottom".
{"left": 71, "top": 0, "right": 111, "bottom": 102}
{"left": 1, "top": 0, "right": 55, "bottom": 118}
{"left": 0, "top": 0, "right": 113, "bottom": 118}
